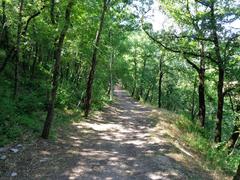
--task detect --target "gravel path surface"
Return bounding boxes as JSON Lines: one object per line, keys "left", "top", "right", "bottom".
{"left": 0, "top": 87, "right": 216, "bottom": 179}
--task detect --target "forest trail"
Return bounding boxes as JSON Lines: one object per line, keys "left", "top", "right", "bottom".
{"left": 1, "top": 87, "right": 226, "bottom": 179}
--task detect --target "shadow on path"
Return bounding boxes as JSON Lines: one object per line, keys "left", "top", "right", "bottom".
{"left": 0, "top": 87, "right": 214, "bottom": 180}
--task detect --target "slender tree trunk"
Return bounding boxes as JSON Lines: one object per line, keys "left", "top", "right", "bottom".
{"left": 0, "top": 48, "right": 15, "bottom": 74}
{"left": 149, "top": 87, "right": 154, "bottom": 103}
{"left": 132, "top": 56, "right": 139, "bottom": 99}
{"left": 108, "top": 30, "right": 114, "bottom": 100}
{"left": 191, "top": 77, "right": 197, "bottom": 121}
{"left": 227, "top": 121, "right": 240, "bottom": 151}
{"left": 198, "top": 42, "right": 205, "bottom": 127}
{"left": 131, "top": 59, "right": 137, "bottom": 97}
{"left": 210, "top": 2, "right": 225, "bottom": 143}
{"left": 41, "top": 0, "right": 74, "bottom": 139}
{"left": 198, "top": 69, "right": 205, "bottom": 126}
{"left": 226, "top": 101, "right": 240, "bottom": 152}
{"left": 215, "top": 67, "right": 224, "bottom": 142}
{"left": 0, "top": 0, "right": 8, "bottom": 49}
{"left": 131, "top": 86, "right": 135, "bottom": 97}
{"left": 50, "top": 0, "right": 55, "bottom": 24}
{"left": 75, "top": 63, "right": 82, "bottom": 86}
{"left": 158, "top": 57, "right": 163, "bottom": 108}
{"left": 84, "top": 0, "right": 108, "bottom": 117}
{"left": 140, "top": 57, "right": 146, "bottom": 98}
{"left": 185, "top": 54, "right": 206, "bottom": 127}
{"left": 30, "top": 43, "right": 38, "bottom": 79}
{"left": 14, "top": 0, "right": 24, "bottom": 98}
{"left": 144, "top": 84, "right": 152, "bottom": 102}
{"left": 109, "top": 50, "right": 113, "bottom": 100}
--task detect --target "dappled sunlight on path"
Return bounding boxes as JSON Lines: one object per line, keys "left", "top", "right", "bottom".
{"left": 1, "top": 87, "right": 218, "bottom": 179}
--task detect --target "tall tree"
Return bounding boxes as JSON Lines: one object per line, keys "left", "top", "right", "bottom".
{"left": 41, "top": 0, "right": 74, "bottom": 139}
{"left": 14, "top": 0, "right": 24, "bottom": 98}
{"left": 158, "top": 54, "right": 164, "bottom": 108}
{"left": 84, "top": 0, "right": 110, "bottom": 117}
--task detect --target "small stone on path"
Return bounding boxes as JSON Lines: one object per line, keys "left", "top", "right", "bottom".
{"left": 16, "top": 144, "right": 23, "bottom": 148}
{"left": 10, "top": 148, "right": 19, "bottom": 153}
{"left": 11, "top": 172, "right": 17, "bottom": 177}
{"left": 0, "top": 155, "right": 7, "bottom": 160}
{"left": 0, "top": 147, "right": 7, "bottom": 153}
{"left": 40, "top": 157, "right": 49, "bottom": 163}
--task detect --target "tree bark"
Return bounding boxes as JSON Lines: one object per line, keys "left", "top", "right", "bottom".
{"left": 158, "top": 56, "right": 164, "bottom": 108}
{"left": 140, "top": 57, "right": 146, "bottom": 98}
{"left": 131, "top": 86, "right": 135, "bottom": 97}
{"left": 144, "top": 85, "right": 151, "bottom": 102}
{"left": 215, "top": 67, "right": 224, "bottom": 142}
{"left": 109, "top": 50, "right": 114, "bottom": 100}
{"left": 50, "top": 0, "right": 55, "bottom": 24}
{"left": 198, "top": 42, "right": 205, "bottom": 127}
{"left": 0, "top": 0, "right": 8, "bottom": 49}
{"left": 30, "top": 43, "right": 38, "bottom": 79}
{"left": 108, "top": 30, "right": 114, "bottom": 100}
{"left": 210, "top": 2, "right": 225, "bottom": 143}
{"left": 132, "top": 55, "right": 139, "bottom": 99}
{"left": 13, "top": 0, "right": 24, "bottom": 99}
{"left": 191, "top": 77, "right": 197, "bottom": 121}
{"left": 41, "top": 0, "right": 74, "bottom": 139}
{"left": 185, "top": 55, "right": 206, "bottom": 127}
{"left": 227, "top": 121, "right": 240, "bottom": 151}
{"left": 84, "top": 0, "right": 108, "bottom": 117}
{"left": 226, "top": 100, "right": 240, "bottom": 153}
{"left": 0, "top": 47, "right": 15, "bottom": 74}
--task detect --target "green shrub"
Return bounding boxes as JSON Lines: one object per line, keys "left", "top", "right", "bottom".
{"left": 176, "top": 115, "right": 240, "bottom": 175}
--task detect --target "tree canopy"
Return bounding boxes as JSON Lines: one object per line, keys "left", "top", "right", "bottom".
{"left": 0, "top": 0, "right": 239, "bottom": 177}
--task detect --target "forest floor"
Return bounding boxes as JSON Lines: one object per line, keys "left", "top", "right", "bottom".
{"left": 0, "top": 87, "right": 230, "bottom": 179}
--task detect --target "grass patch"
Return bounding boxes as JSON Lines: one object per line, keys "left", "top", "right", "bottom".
{"left": 175, "top": 115, "right": 240, "bottom": 175}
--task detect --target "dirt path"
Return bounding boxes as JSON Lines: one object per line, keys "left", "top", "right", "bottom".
{"left": 1, "top": 88, "right": 221, "bottom": 179}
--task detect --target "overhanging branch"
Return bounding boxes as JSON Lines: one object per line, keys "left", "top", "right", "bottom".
{"left": 22, "top": 5, "right": 47, "bottom": 36}
{"left": 143, "top": 28, "right": 214, "bottom": 61}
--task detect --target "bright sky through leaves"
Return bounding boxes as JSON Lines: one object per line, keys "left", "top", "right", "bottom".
{"left": 146, "top": 0, "right": 240, "bottom": 32}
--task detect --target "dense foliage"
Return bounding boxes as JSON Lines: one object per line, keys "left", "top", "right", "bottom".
{"left": 0, "top": 0, "right": 239, "bottom": 177}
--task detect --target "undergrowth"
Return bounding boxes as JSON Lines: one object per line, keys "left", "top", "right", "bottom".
{"left": 175, "top": 115, "right": 240, "bottom": 175}
{"left": 0, "top": 75, "right": 111, "bottom": 147}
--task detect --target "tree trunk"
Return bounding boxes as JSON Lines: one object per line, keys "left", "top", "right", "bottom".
{"left": 149, "top": 87, "right": 154, "bottom": 103}
{"left": 227, "top": 102, "right": 240, "bottom": 152}
{"left": 184, "top": 47, "right": 206, "bottom": 127}
{"left": 158, "top": 57, "right": 163, "bottom": 108}
{"left": 41, "top": 0, "right": 74, "bottom": 139}
{"left": 198, "top": 42, "right": 205, "bottom": 127}
{"left": 210, "top": 2, "right": 225, "bottom": 143}
{"left": 144, "top": 85, "right": 152, "bottom": 102}
{"left": 131, "top": 86, "right": 135, "bottom": 97}
{"left": 30, "top": 43, "right": 38, "bottom": 79}
{"left": 84, "top": 0, "right": 108, "bottom": 117}
{"left": 227, "top": 121, "right": 240, "bottom": 151}
{"left": 140, "top": 57, "right": 146, "bottom": 98}
{"left": 215, "top": 67, "right": 224, "bottom": 142}
{"left": 14, "top": 0, "right": 24, "bottom": 99}
{"left": 108, "top": 30, "right": 114, "bottom": 100}
{"left": 198, "top": 70, "right": 205, "bottom": 127}
{"left": 50, "top": 0, "right": 55, "bottom": 24}
{"left": 109, "top": 51, "right": 113, "bottom": 100}
{"left": 0, "top": 47, "right": 15, "bottom": 74}
{"left": 0, "top": 0, "right": 9, "bottom": 49}
{"left": 132, "top": 56, "right": 139, "bottom": 99}
{"left": 191, "top": 77, "right": 197, "bottom": 121}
